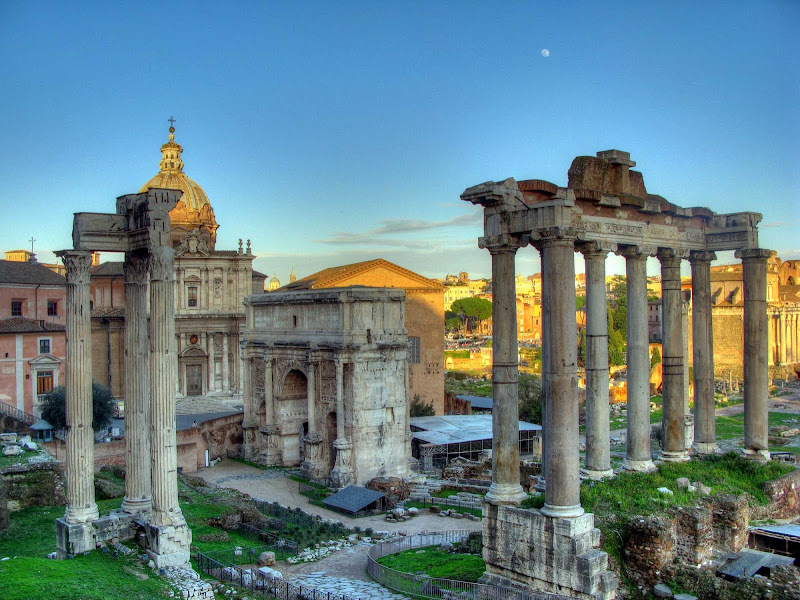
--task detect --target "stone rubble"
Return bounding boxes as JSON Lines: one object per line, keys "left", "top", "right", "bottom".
{"left": 290, "top": 573, "right": 408, "bottom": 600}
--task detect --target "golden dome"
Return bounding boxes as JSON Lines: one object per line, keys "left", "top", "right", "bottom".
{"left": 139, "top": 125, "right": 219, "bottom": 249}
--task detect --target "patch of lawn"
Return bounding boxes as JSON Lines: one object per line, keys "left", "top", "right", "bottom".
{"left": 0, "top": 448, "right": 54, "bottom": 470}
{"left": 376, "top": 545, "right": 485, "bottom": 582}
{"left": 715, "top": 412, "right": 799, "bottom": 451}
{"left": 444, "top": 373, "right": 492, "bottom": 397}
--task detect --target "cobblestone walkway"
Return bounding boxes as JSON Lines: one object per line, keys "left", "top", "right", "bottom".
{"left": 289, "top": 572, "right": 408, "bottom": 600}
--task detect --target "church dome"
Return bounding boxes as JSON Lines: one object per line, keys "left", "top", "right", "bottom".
{"left": 139, "top": 124, "right": 219, "bottom": 249}
{"left": 268, "top": 274, "right": 281, "bottom": 291}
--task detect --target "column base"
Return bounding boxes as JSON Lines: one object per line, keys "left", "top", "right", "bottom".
{"left": 581, "top": 468, "right": 614, "bottom": 481}
{"left": 64, "top": 503, "right": 100, "bottom": 525}
{"left": 623, "top": 458, "right": 657, "bottom": 472}
{"left": 329, "top": 467, "right": 355, "bottom": 489}
{"left": 258, "top": 448, "right": 283, "bottom": 466}
{"left": 482, "top": 503, "right": 617, "bottom": 600}
{"left": 742, "top": 448, "right": 771, "bottom": 462}
{"left": 659, "top": 450, "right": 690, "bottom": 463}
{"left": 692, "top": 441, "right": 720, "bottom": 456}
{"left": 485, "top": 482, "right": 527, "bottom": 505}
{"left": 145, "top": 519, "right": 192, "bottom": 568}
{"left": 541, "top": 503, "right": 585, "bottom": 518}
{"left": 121, "top": 496, "right": 152, "bottom": 517}
{"left": 534, "top": 476, "right": 546, "bottom": 493}
{"left": 56, "top": 518, "right": 97, "bottom": 558}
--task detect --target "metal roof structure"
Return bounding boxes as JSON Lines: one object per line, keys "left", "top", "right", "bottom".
{"left": 410, "top": 414, "right": 540, "bottom": 446}
{"left": 322, "top": 485, "right": 385, "bottom": 515}
{"left": 750, "top": 524, "right": 800, "bottom": 539}
{"left": 457, "top": 394, "right": 494, "bottom": 410}
{"left": 717, "top": 549, "right": 795, "bottom": 579}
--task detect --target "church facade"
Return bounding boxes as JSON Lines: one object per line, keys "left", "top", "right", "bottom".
{"left": 90, "top": 126, "right": 266, "bottom": 406}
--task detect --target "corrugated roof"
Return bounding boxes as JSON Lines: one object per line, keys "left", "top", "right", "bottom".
{"left": 0, "top": 317, "right": 66, "bottom": 334}
{"left": 750, "top": 524, "right": 800, "bottom": 539}
{"left": 322, "top": 485, "right": 385, "bottom": 513}
{"left": 457, "top": 395, "right": 494, "bottom": 410}
{"left": 717, "top": 549, "right": 795, "bottom": 579}
{"left": 410, "top": 414, "right": 539, "bottom": 445}
{"left": 0, "top": 260, "right": 66, "bottom": 286}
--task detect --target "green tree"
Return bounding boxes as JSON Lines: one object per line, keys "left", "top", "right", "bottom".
{"left": 445, "top": 310, "right": 462, "bottom": 332}
{"left": 450, "top": 297, "right": 492, "bottom": 334}
{"left": 650, "top": 346, "right": 662, "bottom": 369}
{"left": 518, "top": 373, "right": 543, "bottom": 424}
{"left": 578, "top": 329, "right": 587, "bottom": 367}
{"left": 40, "top": 382, "right": 116, "bottom": 431}
{"left": 576, "top": 295, "right": 586, "bottom": 309}
{"left": 410, "top": 394, "right": 435, "bottom": 417}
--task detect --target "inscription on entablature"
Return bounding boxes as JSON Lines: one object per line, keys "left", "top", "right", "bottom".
{"left": 582, "top": 220, "right": 644, "bottom": 236}
{"left": 706, "top": 231, "right": 749, "bottom": 243}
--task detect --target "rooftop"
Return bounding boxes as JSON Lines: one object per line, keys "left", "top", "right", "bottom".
{"left": 0, "top": 259, "right": 66, "bottom": 286}
{"left": 410, "top": 414, "right": 539, "bottom": 446}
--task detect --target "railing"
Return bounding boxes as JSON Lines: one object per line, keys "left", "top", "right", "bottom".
{"left": 405, "top": 496, "right": 483, "bottom": 518}
{"left": 196, "top": 545, "right": 372, "bottom": 600}
{"left": 367, "top": 530, "right": 578, "bottom": 600}
{"left": 0, "top": 400, "right": 36, "bottom": 426}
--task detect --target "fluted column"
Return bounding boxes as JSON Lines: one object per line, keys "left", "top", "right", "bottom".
{"left": 58, "top": 250, "right": 99, "bottom": 525}
{"left": 690, "top": 251, "right": 718, "bottom": 455}
{"left": 301, "top": 355, "right": 324, "bottom": 479}
{"left": 658, "top": 248, "right": 689, "bottom": 462}
{"left": 540, "top": 232, "right": 583, "bottom": 518}
{"left": 483, "top": 235, "right": 527, "bottom": 505}
{"left": 149, "top": 246, "right": 185, "bottom": 527}
{"left": 779, "top": 312, "right": 787, "bottom": 364}
{"left": 736, "top": 248, "right": 771, "bottom": 461}
{"left": 534, "top": 244, "right": 547, "bottom": 493}
{"left": 619, "top": 246, "right": 656, "bottom": 472}
{"left": 260, "top": 351, "right": 282, "bottom": 465}
{"left": 330, "top": 356, "right": 354, "bottom": 488}
{"left": 579, "top": 243, "right": 613, "bottom": 479}
{"left": 122, "top": 251, "right": 152, "bottom": 515}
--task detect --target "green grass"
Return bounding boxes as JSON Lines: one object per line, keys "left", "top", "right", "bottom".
{"left": 376, "top": 545, "right": 485, "bottom": 582}
{"left": 715, "top": 412, "right": 800, "bottom": 452}
{"left": 404, "top": 500, "right": 483, "bottom": 519}
{"left": 444, "top": 373, "right": 492, "bottom": 397}
{"left": 0, "top": 498, "right": 175, "bottom": 600}
{"left": 0, "top": 448, "right": 54, "bottom": 470}
{"left": 444, "top": 350, "right": 471, "bottom": 359}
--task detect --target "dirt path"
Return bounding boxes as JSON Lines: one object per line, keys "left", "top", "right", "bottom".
{"left": 192, "top": 460, "right": 482, "bottom": 582}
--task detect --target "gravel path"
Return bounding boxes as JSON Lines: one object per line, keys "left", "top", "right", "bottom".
{"left": 192, "top": 460, "right": 482, "bottom": 583}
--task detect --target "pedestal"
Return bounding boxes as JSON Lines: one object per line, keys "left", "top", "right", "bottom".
{"left": 329, "top": 439, "right": 355, "bottom": 489}
{"left": 300, "top": 434, "right": 327, "bottom": 481}
{"left": 145, "top": 519, "right": 193, "bottom": 568}
{"left": 258, "top": 425, "right": 282, "bottom": 466}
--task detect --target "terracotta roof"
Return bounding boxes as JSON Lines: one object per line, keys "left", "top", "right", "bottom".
{"left": 283, "top": 259, "right": 441, "bottom": 291}
{"left": 0, "top": 260, "right": 66, "bottom": 286}
{"left": 252, "top": 270, "right": 267, "bottom": 279}
{"left": 0, "top": 317, "right": 66, "bottom": 334}
{"left": 91, "top": 307, "right": 125, "bottom": 318}
{"left": 91, "top": 262, "right": 124, "bottom": 277}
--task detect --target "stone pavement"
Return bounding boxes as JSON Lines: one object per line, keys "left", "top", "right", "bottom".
{"left": 289, "top": 572, "right": 408, "bottom": 600}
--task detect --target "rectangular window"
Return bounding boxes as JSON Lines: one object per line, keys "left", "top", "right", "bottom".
{"left": 188, "top": 286, "right": 198, "bottom": 307}
{"left": 408, "top": 336, "right": 421, "bottom": 364}
{"left": 39, "top": 338, "right": 51, "bottom": 354}
{"left": 37, "top": 371, "right": 54, "bottom": 395}
{"left": 47, "top": 300, "right": 58, "bottom": 316}
{"left": 11, "top": 301, "right": 22, "bottom": 316}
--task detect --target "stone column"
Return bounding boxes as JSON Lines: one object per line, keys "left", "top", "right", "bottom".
{"left": 259, "top": 351, "right": 281, "bottom": 465}
{"left": 620, "top": 246, "right": 656, "bottom": 472}
{"left": 579, "top": 243, "right": 613, "bottom": 479}
{"left": 658, "top": 248, "right": 689, "bottom": 462}
{"left": 534, "top": 244, "right": 547, "bottom": 493}
{"left": 736, "top": 248, "right": 772, "bottom": 461}
{"left": 222, "top": 333, "right": 230, "bottom": 391}
{"left": 330, "top": 356, "right": 354, "bottom": 488}
{"left": 483, "top": 235, "right": 527, "bottom": 505}
{"left": 779, "top": 312, "right": 787, "bottom": 365}
{"left": 208, "top": 333, "right": 216, "bottom": 393}
{"left": 690, "top": 251, "right": 718, "bottom": 455}
{"left": 148, "top": 246, "right": 187, "bottom": 530}
{"left": 241, "top": 347, "right": 258, "bottom": 460}
{"left": 301, "top": 355, "right": 325, "bottom": 480}
{"left": 122, "top": 251, "right": 152, "bottom": 515}
{"left": 58, "top": 250, "right": 99, "bottom": 525}
{"left": 540, "top": 232, "right": 583, "bottom": 518}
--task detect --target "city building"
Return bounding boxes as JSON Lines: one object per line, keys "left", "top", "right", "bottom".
{"left": 0, "top": 259, "right": 67, "bottom": 415}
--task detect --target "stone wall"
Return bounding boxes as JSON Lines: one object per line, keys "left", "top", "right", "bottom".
{"left": 44, "top": 413, "right": 243, "bottom": 474}
{"left": 753, "top": 469, "right": 800, "bottom": 520}
{"left": 625, "top": 515, "right": 675, "bottom": 587}
{"left": 0, "top": 462, "right": 65, "bottom": 511}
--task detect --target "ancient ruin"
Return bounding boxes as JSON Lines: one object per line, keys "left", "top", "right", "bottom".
{"left": 462, "top": 150, "right": 770, "bottom": 600}
{"left": 55, "top": 188, "right": 192, "bottom": 568}
{"left": 240, "top": 288, "right": 412, "bottom": 486}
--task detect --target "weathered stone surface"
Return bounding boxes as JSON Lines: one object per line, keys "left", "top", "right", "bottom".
{"left": 258, "top": 551, "right": 276, "bottom": 566}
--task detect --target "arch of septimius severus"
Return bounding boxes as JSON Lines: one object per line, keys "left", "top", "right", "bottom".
{"left": 462, "top": 150, "right": 769, "bottom": 600}
{"left": 55, "top": 188, "right": 192, "bottom": 569}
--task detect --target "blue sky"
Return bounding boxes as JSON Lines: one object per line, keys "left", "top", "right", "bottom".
{"left": 1, "top": 1, "right": 797, "bottom": 282}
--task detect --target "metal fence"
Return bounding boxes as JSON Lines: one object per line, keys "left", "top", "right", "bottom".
{"left": 367, "top": 530, "right": 578, "bottom": 600}
{"left": 196, "top": 545, "right": 372, "bottom": 600}
{"left": 237, "top": 523, "right": 299, "bottom": 557}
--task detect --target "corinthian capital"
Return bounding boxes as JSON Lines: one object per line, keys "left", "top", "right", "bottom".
{"left": 124, "top": 251, "right": 150, "bottom": 284}
{"left": 148, "top": 246, "right": 175, "bottom": 282}
{"left": 479, "top": 234, "right": 529, "bottom": 254}
{"left": 56, "top": 250, "right": 92, "bottom": 285}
